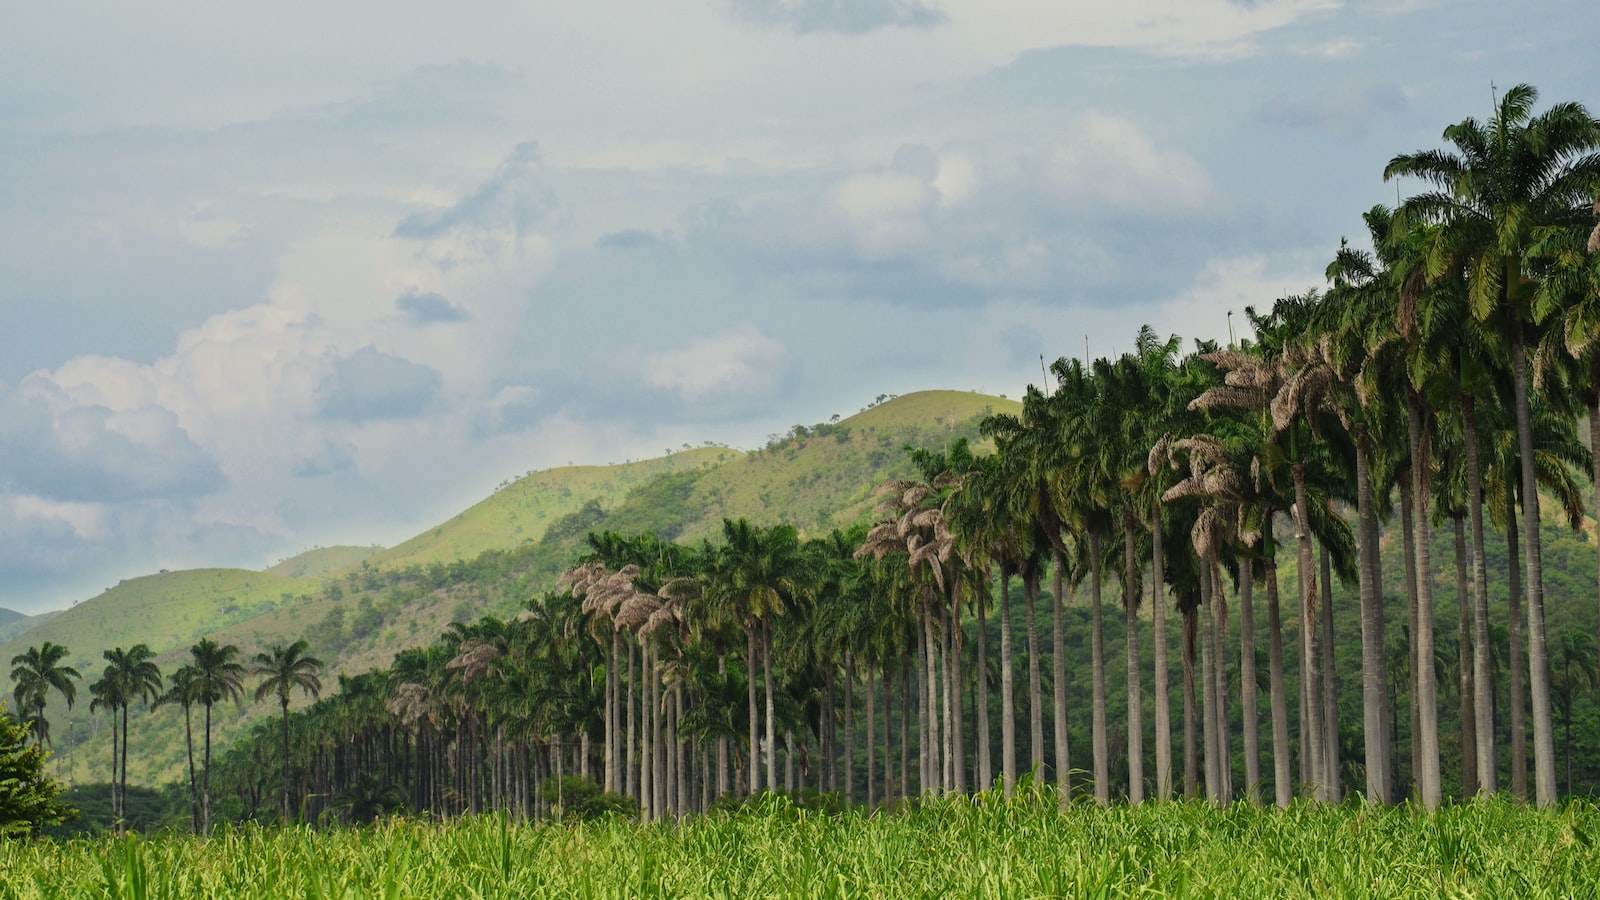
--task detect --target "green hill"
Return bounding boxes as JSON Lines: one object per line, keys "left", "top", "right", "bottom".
{"left": 265, "top": 546, "right": 383, "bottom": 579}
{"left": 20, "top": 390, "right": 1017, "bottom": 785}
{"left": 0, "top": 607, "right": 54, "bottom": 644}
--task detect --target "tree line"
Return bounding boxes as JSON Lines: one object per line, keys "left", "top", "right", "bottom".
{"left": 10, "top": 83, "right": 1600, "bottom": 828}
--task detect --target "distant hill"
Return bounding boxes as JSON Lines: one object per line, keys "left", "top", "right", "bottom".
{"left": 17, "top": 390, "right": 1017, "bottom": 785}
{"left": 265, "top": 546, "right": 383, "bottom": 579}
{"left": 0, "top": 606, "right": 54, "bottom": 644}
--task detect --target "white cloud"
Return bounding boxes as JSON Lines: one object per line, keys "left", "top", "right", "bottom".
{"left": 643, "top": 323, "right": 791, "bottom": 409}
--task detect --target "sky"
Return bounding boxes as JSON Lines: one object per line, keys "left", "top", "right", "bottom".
{"left": 0, "top": 0, "right": 1594, "bottom": 614}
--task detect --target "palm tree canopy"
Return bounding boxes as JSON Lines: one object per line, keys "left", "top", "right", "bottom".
{"left": 252, "top": 640, "right": 324, "bottom": 706}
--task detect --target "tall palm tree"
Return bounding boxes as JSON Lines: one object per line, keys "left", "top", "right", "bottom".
{"left": 252, "top": 640, "right": 324, "bottom": 822}
{"left": 157, "top": 665, "right": 202, "bottom": 831}
{"left": 9, "top": 642, "right": 81, "bottom": 750}
{"left": 189, "top": 638, "right": 245, "bottom": 832}
{"left": 98, "top": 645, "right": 162, "bottom": 832}
{"left": 1386, "top": 83, "right": 1600, "bottom": 807}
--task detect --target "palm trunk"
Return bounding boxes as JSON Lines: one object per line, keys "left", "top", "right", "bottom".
{"left": 866, "top": 664, "right": 877, "bottom": 808}
{"left": 1090, "top": 533, "right": 1109, "bottom": 804}
{"left": 1355, "top": 428, "right": 1390, "bottom": 802}
{"left": 1183, "top": 603, "right": 1198, "bottom": 799}
{"left": 920, "top": 594, "right": 938, "bottom": 794}
{"left": 279, "top": 698, "right": 291, "bottom": 822}
{"left": 1465, "top": 398, "right": 1495, "bottom": 794}
{"left": 1509, "top": 329, "right": 1556, "bottom": 808}
{"left": 1184, "top": 602, "right": 1196, "bottom": 791}
{"left": 1053, "top": 547, "right": 1071, "bottom": 803}
{"left": 1240, "top": 559, "right": 1261, "bottom": 805}
{"left": 1025, "top": 573, "right": 1044, "bottom": 780}
{"left": 948, "top": 583, "right": 965, "bottom": 793}
{"left": 977, "top": 579, "right": 991, "bottom": 793}
{"left": 1319, "top": 540, "right": 1340, "bottom": 800}
{"left": 1199, "top": 555, "right": 1220, "bottom": 802}
{"left": 627, "top": 636, "right": 638, "bottom": 800}
{"left": 899, "top": 656, "right": 910, "bottom": 801}
{"left": 745, "top": 626, "right": 758, "bottom": 795}
{"left": 843, "top": 651, "right": 854, "bottom": 802}
{"left": 1400, "top": 477, "right": 1420, "bottom": 796}
{"left": 764, "top": 619, "right": 778, "bottom": 795}
{"left": 1453, "top": 516, "right": 1479, "bottom": 797}
{"left": 1124, "top": 510, "right": 1144, "bottom": 804}
{"left": 1266, "top": 547, "right": 1291, "bottom": 808}
{"left": 1407, "top": 396, "right": 1441, "bottom": 810}
{"left": 1508, "top": 499, "right": 1528, "bottom": 800}
{"left": 999, "top": 564, "right": 1017, "bottom": 797}
{"left": 1152, "top": 501, "right": 1172, "bottom": 803}
{"left": 184, "top": 704, "right": 197, "bottom": 832}
{"left": 1292, "top": 454, "right": 1326, "bottom": 802}
{"left": 203, "top": 703, "right": 215, "bottom": 832}
{"left": 1211, "top": 560, "right": 1233, "bottom": 802}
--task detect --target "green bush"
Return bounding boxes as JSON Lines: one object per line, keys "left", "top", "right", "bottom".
{"left": 0, "top": 703, "right": 75, "bottom": 837}
{"left": 537, "top": 776, "right": 638, "bottom": 821}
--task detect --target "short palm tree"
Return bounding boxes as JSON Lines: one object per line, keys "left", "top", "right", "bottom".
{"left": 252, "top": 640, "right": 324, "bottom": 822}
{"left": 9, "top": 642, "right": 81, "bottom": 750}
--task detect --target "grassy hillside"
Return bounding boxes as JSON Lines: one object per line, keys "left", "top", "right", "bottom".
{"left": 27, "top": 391, "right": 1018, "bottom": 785}
{"left": 265, "top": 546, "right": 383, "bottom": 578}
{"left": 0, "top": 607, "right": 55, "bottom": 644}
{"left": 363, "top": 447, "right": 737, "bottom": 573}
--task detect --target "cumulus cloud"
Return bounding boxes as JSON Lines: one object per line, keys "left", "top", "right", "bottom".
{"left": 724, "top": 0, "right": 947, "bottom": 34}
{"left": 0, "top": 378, "right": 223, "bottom": 503}
{"left": 396, "top": 290, "right": 469, "bottom": 323}
{"left": 647, "top": 324, "right": 787, "bottom": 399}
{"left": 393, "top": 142, "right": 560, "bottom": 263}
{"left": 316, "top": 346, "right": 443, "bottom": 422}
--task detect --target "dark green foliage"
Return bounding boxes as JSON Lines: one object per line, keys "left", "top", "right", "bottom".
{"left": 0, "top": 703, "right": 75, "bottom": 837}
{"left": 538, "top": 776, "right": 637, "bottom": 821}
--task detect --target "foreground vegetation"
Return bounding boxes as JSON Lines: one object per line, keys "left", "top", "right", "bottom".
{"left": 4, "top": 795, "right": 1600, "bottom": 898}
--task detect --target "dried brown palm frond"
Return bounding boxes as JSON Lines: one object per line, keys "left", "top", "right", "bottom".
{"left": 614, "top": 592, "right": 661, "bottom": 629}
{"left": 388, "top": 682, "right": 432, "bottom": 728}
{"left": 1189, "top": 387, "right": 1267, "bottom": 413}
{"left": 1589, "top": 219, "right": 1600, "bottom": 254}
{"left": 1270, "top": 365, "right": 1333, "bottom": 434}
{"left": 446, "top": 641, "right": 503, "bottom": 682}
{"left": 1148, "top": 433, "right": 1175, "bottom": 475}
{"left": 641, "top": 603, "right": 682, "bottom": 638}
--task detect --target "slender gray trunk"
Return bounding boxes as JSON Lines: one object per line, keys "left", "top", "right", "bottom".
{"left": 866, "top": 664, "right": 877, "bottom": 808}
{"left": 922, "top": 593, "right": 941, "bottom": 793}
{"left": 1000, "top": 564, "right": 1017, "bottom": 796}
{"left": 1053, "top": 548, "right": 1070, "bottom": 803}
{"left": 627, "top": 637, "right": 638, "bottom": 800}
{"left": 1199, "top": 556, "right": 1220, "bottom": 802}
{"left": 1124, "top": 511, "right": 1144, "bottom": 804}
{"left": 1026, "top": 573, "right": 1044, "bottom": 778}
{"left": 1184, "top": 598, "right": 1196, "bottom": 794}
{"left": 1400, "top": 477, "right": 1420, "bottom": 797}
{"left": 1152, "top": 500, "right": 1171, "bottom": 803}
{"left": 1090, "top": 533, "right": 1109, "bottom": 804}
{"left": 844, "top": 650, "right": 854, "bottom": 803}
{"left": 1508, "top": 500, "right": 1527, "bottom": 800}
{"left": 1355, "top": 430, "right": 1390, "bottom": 803}
{"left": 1266, "top": 550, "right": 1291, "bottom": 808}
{"left": 1211, "top": 560, "right": 1232, "bottom": 803}
{"left": 1453, "top": 516, "right": 1479, "bottom": 797}
{"left": 1319, "top": 540, "right": 1340, "bottom": 800}
{"left": 977, "top": 578, "right": 991, "bottom": 792}
{"left": 1407, "top": 395, "right": 1441, "bottom": 810}
{"left": 747, "top": 626, "right": 760, "bottom": 795}
{"left": 1240, "top": 559, "right": 1261, "bottom": 805}
{"left": 1466, "top": 398, "right": 1495, "bottom": 794}
{"left": 764, "top": 619, "right": 778, "bottom": 795}
{"left": 1292, "top": 457, "right": 1326, "bottom": 802}
{"left": 1509, "top": 332, "right": 1556, "bottom": 808}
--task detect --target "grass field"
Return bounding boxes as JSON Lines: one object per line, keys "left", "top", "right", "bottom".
{"left": 5, "top": 794, "right": 1598, "bottom": 898}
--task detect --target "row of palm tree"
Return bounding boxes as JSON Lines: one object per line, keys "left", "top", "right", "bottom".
{"left": 8, "top": 638, "right": 323, "bottom": 831}
{"left": 15, "top": 84, "right": 1600, "bottom": 823}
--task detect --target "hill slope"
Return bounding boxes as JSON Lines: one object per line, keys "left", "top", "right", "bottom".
{"left": 21, "top": 390, "right": 1017, "bottom": 784}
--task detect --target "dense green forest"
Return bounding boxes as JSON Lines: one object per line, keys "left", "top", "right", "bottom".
{"left": 11, "top": 83, "right": 1600, "bottom": 833}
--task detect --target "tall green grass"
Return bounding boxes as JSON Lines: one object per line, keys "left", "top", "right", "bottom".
{"left": 5, "top": 794, "right": 1598, "bottom": 898}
